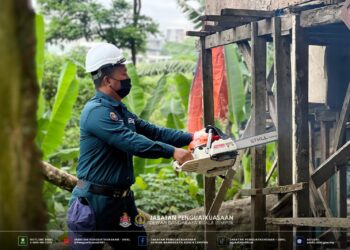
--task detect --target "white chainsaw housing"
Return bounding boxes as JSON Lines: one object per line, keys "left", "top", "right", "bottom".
{"left": 173, "top": 138, "right": 237, "bottom": 177}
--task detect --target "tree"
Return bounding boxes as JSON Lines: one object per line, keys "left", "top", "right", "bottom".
{"left": 0, "top": 0, "right": 47, "bottom": 249}
{"left": 37, "top": 0, "right": 159, "bottom": 65}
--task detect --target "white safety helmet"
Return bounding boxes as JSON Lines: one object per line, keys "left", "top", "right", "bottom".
{"left": 85, "top": 42, "right": 129, "bottom": 73}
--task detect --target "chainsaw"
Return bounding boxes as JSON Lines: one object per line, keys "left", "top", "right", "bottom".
{"left": 173, "top": 125, "right": 278, "bottom": 177}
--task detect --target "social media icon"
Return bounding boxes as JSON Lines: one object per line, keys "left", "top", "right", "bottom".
{"left": 296, "top": 236, "right": 305, "bottom": 246}
{"left": 18, "top": 236, "right": 28, "bottom": 246}
{"left": 138, "top": 236, "right": 147, "bottom": 246}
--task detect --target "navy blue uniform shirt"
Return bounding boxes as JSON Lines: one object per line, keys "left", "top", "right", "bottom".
{"left": 77, "top": 91, "right": 193, "bottom": 187}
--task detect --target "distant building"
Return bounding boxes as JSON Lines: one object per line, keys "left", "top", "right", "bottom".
{"left": 165, "top": 28, "right": 185, "bottom": 43}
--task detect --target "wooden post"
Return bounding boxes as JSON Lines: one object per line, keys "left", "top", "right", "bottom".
{"left": 273, "top": 16, "right": 293, "bottom": 250}
{"left": 200, "top": 36, "right": 216, "bottom": 250}
{"left": 332, "top": 81, "right": 350, "bottom": 248}
{"left": 251, "top": 21, "right": 267, "bottom": 249}
{"left": 291, "top": 15, "right": 310, "bottom": 249}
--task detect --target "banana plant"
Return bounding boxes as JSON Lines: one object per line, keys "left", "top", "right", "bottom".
{"left": 35, "top": 14, "right": 80, "bottom": 160}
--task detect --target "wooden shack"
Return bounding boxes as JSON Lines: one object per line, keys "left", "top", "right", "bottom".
{"left": 187, "top": 0, "right": 350, "bottom": 249}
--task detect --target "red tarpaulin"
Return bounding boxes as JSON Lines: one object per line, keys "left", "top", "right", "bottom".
{"left": 187, "top": 46, "right": 229, "bottom": 133}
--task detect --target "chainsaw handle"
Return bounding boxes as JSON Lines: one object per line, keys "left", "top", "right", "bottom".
{"left": 205, "top": 125, "right": 229, "bottom": 139}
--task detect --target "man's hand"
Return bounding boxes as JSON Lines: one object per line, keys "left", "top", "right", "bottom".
{"left": 173, "top": 148, "right": 193, "bottom": 165}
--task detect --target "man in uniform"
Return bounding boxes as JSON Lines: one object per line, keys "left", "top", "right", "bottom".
{"left": 67, "top": 43, "right": 195, "bottom": 249}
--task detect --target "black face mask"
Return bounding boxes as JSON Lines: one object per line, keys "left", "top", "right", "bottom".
{"left": 117, "top": 78, "right": 132, "bottom": 98}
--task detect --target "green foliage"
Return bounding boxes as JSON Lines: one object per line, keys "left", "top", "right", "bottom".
{"left": 137, "top": 60, "right": 196, "bottom": 77}
{"left": 124, "top": 63, "right": 145, "bottom": 115}
{"left": 160, "top": 38, "right": 198, "bottom": 61}
{"left": 39, "top": 62, "right": 79, "bottom": 159}
{"left": 224, "top": 44, "right": 247, "bottom": 136}
{"left": 175, "top": 0, "right": 204, "bottom": 29}
{"left": 36, "top": 0, "right": 158, "bottom": 58}
{"left": 133, "top": 168, "right": 202, "bottom": 215}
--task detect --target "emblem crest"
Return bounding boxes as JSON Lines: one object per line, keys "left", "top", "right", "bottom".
{"left": 119, "top": 212, "right": 131, "bottom": 228}
{"left": 110, "top": 112, "right": 118, "bottom": 121}
{"left": 135, "top": 213, "right": 146, "bottom": 227}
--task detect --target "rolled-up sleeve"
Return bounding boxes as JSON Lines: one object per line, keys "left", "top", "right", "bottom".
{"left": 135, "top": 117, "right": 193, "bottom": 147}
{"left": 84, "top": 107, "right": 175, "bottom": 158}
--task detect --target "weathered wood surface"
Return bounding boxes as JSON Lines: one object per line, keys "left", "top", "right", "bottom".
{"left": 240, "top": 183, "right": 306, "bottom": 196}
{"left": 41, "top": 162, "right": 78, "bottom": 192}
{"left": 311, "top": 140, "right": 350, "bottom": 188}
{"left": 251, "top": 21, "right": 267, "bottom": 249}
{"left": 0, "top": 1, "right": 47, "bottom": 249}
{"left": 291, "top": 15, "right": 310, "bottom": 247}
{"left": 266, "top": 159, "right": 277, "bottom": 185}
{"left": 205, "top": 3, "right": 345, "bottom": 48}
{"left": 266, "top": 217, "right": 350, "bottom": 228}
{"left": 205, "top": 0, "right": 333, "bottom": 15}
{"left": 200, "top": 37, "right": 217, "bottom": 250}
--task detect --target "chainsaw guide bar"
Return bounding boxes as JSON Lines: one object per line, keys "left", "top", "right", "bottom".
{"left": 173, "top": 126, "right": 278, "bottom": 177}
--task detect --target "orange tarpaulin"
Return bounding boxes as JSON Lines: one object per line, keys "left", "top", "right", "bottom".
{"left": 187, "top": 46, "right": 229, "bottom": 133}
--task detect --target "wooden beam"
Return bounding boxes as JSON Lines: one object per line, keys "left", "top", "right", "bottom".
{"left": 200, "top": 37, "right": 216, "bottom": 250}
{"left": 332, "top": 81, "right": 350, "bottom": 248}
{"left": 266, "top": 217, "right": 350, "bottom": 228}
{"left": 311, "top": 140, "right": 350, "bottom": 188}
{"left": 221, "top": 9, "right": 275, "bottom": 18}
{"left": 270, "top": 193, "right": 293, "bottom": 217}
{"left": 291, "top": 15, "right": 310, "bottom": 246}
{"left": 315, "top": 109, "right": 337, "bottom": 122}
{"left": 205, "top": 0, "right": 326, "bottom": 15}
{"left": 265, "top": 158, "right": 277, "bottom": 185}
{"left": 274, "top": 16, "right": 293, "bottom": 250}
{"left": 187, "top": 31, "right": 213, "bottom": 37}
{"left": 205, "top": 3, "right": 344, "bottom": 49}
{"left": 274, "top": 16, "right": 293, "bottom": 189}
{"left": 240, "top": 182, "right": 306, "bottom": 196}
{"left": 251, "top": 21, "right": 267, "bottom": 249}
{"left": 204, "top": 25, "right": 226, "bottom": 32}
{"left": 199, "top": 15, "right": 260, "bottom": 23}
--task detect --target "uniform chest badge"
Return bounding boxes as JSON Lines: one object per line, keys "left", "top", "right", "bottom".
{"left": 110, "top": 112, "right": 118, "bottom": 121}
{"left": 119, "top": 212, "right": 131, "bottom": 228}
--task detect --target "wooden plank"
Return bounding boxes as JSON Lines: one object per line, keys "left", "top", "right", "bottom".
{"left": 199, "top": 15, "right": 260, "bottom": 25}
{"left": 274, "top": 17, "right": 293, "bottom": 250}
{"left": 291, "top": 15, "right": 310, "bottom": 247}
{"left": 200, "top": 37, "right": 216, "bottom": 250}
{"left": 300, "top": 3, "right": 347, "bottom": 27}
{"left": 208, "top": 119, "right": 252, "bottom": 216}
{"left": 205, "top": 0, "right": 321, "bottom": 14}
{"left": 311, "top": 140, "right": 350, "bottom": 188}
{"left": 270, "top": 193, "right": 293, "bottom": 217}
{"left": 266, "top": 217, "right": 350, "bottom": 228}
{"left": 186, "top": 31, "right": 213, "bottom": 37}
{"left": 266, "top": 158, "right": 277, "bottom": 185}
{"left": 333, "top": 82, "right": 350, "bottom": 151}
{"left": 204, "top": 25, "right": 226, "bottom": 32}
{"left": 204, "top": 3, "right": 344, "bottom": 48}
{"left": 251, "top": 21, "right": 267, "bottom": 249}
{"left": 315, "top": 109, "right": 337, "bottom": 122}
{"left": 240, "top": 182, "right": 306, "bottom": 196}
{"left": 221, "top": 9, "right": 275, "bottom": 18}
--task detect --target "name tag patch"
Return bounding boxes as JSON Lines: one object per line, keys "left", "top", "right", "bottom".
{"left": 128, "top": 118, "right": 135, "bottom": 124}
